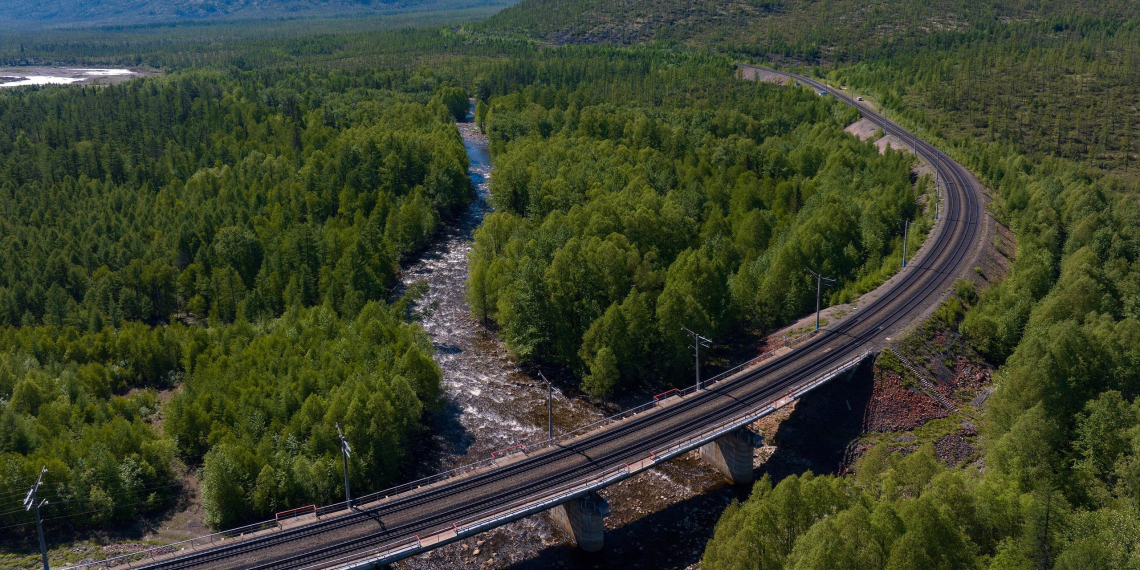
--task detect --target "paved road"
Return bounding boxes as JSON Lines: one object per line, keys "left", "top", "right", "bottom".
{"left": 111, "top": 66, "right": 986, "bottom": 570}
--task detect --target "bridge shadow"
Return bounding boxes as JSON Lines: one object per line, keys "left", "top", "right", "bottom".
{"left": 498, "top": 482, "right": 747, "bottom": 570}
{"left": 758, "top": 356, "right": 875, "bottom": 480}
{"left": 491, "top": 356, "right": 876, "bottom": 570}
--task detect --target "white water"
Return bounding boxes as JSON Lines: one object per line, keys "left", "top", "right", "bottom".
{"left": 398, "top": 117, "right": 605, "bottom": 471}
{"left": 398, "top": 108, "right": 730, "bottom": 570}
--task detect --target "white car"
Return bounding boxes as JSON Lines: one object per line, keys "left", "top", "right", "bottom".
{"left": 856, "top": 96, "right": 864, "bottom": 101}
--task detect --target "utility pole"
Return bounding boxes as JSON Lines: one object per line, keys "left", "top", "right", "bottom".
{"left": 335, "top": 423, "right": 353, "bottom": 509}
{"left": 538, "top": 372, "right": 553, "bottom": 441}
{"left": 902, "top": 220, "right": 911, "bottom": 268}
{"left": 805, "top": 268, "right": 836, "bottom": 331}
{"left": 682, "top": 326, "right": 712, "bottom": 390}
{"left": 23, "top": 466, "right": 49, "bottom": 570}
{"left": 934, "top": 174, "right": 939, "bottom": 220}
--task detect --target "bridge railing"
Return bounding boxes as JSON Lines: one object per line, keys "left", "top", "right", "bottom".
{"left": 461, "top": 349, "right": 873, "bottom": 538}
{"left": 641, "top": 350, "right": 872, "bottom": 465}
{"left": 275, "top": 504, "right": 316, "bottom": 522}
{"left": 517, "top": 329, "right": 818, "bottom": 460}
{"left": 323, "top": 461, "right": 638, "bottom": 570}
{"left": 60, "top": 329, "right": 826, "bottom": 570}
{"left": 296, "top": 534, "right": 424, "bottom": 570}
{"left": 319, "top": 349, "right": 873, "bottom": 570}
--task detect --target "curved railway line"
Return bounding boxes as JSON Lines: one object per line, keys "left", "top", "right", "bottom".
{"left": 81, "top": 66, "right": 986, "bottom": 570}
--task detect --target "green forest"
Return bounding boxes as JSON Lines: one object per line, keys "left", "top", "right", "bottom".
{"left": 487, "top": 0, "right": 1140, "bottom": 185}
{"left": 0, "top": 0, "right": 1138, "bottom": 568}
{"left": 0, "top": 42, "right": 930, "bottom": 541}
{"left": 466, "top": 52, "right": 929, "bottom": 397}
{"left": 0, "top": 63, "right": 474, "bottom": 534}
{"left": 700, "top": 90, "right": 1140, "bottom": 569}
{"left": 482, "top": 0, "right": 1140, "bottom": 567}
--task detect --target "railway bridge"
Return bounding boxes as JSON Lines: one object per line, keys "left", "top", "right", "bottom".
{"left": 69, "top": 67, "right": 987, "bottom": 570}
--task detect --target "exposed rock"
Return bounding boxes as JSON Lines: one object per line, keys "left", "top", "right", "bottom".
{"left": 935, "top": 433, "right": 976, "bottom": 466}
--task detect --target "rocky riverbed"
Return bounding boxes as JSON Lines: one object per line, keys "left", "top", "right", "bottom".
{"left": 393, "top": 112, "right": 732, "bottom": 570}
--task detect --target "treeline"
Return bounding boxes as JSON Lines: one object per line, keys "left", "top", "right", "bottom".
{"left": 1, "top": 0, "right": 514, "bottom": 29}
{"left": 466, "top": 51, "right": 930, "bottom": 397}
{"left": 0, "top": 323, "right": 180, "bottom": 527}
{"left": 832, "top": 17, "right": 1140, "bottom": 180}
{"left": 483, "top": 0, "right": 1140, "bottom": 57}
{"left": 704, "top": 205, "right": 1140, "bottom": 567}
{"left": 0, "top": 65, "right": 466, "bottom": 533}
{"left": 485, "top": 0, "right": 1140, "bottom": 181}
{"left": 171, "top": 303, "right": 439, "bottom": 529}
{"left": 0, "top": 24, "right": 535, "bottom": 73}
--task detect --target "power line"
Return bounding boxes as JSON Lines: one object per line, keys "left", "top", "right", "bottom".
{"left": 0, "top": 506, "right": 100, "bottom": 532}
{"left": 682, "top": 326, "right": 713, "bottom": 390}
{"left": 0, "top": 480, "right": 187, "bottom": 531}
{"left": 0, "top": 486, "right": 40, "bottom": 500}
{"left": 0, "top": 491, "right": 168, "bottom": 533}
{"left": 0, "top": 479, "right": 185, "bottom": 516}
{"left": 0, "top": 448, "right": 206, "bottom": 500}
{"left": 0, "top": 504, "right": 39, "bottom": 518}
{"left": 23, "top": 466, "right": 49, "bottom": 570}
{"left": 20, "top": 480, "right": 184, "bottom": 510}
{"left": 805, "top": 267, "right": 836, "bottom": 331}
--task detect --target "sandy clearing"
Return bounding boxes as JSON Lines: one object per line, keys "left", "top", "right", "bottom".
{"left": 845, "top": 121, "right": 937, "bottom": 179}
{"left": 875, "top": 133, "right": 913, "bottom": 155}
{"left": 845, "top": 118, "right": 880, "bottom": 141}
{"left": 738, "top": 66, "right": 790, "bottom": 84}
{"left": 872, "top": 134, "right": 937, "bottom": 179}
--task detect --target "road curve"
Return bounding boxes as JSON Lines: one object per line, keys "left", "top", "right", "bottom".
{"left": 113, "top": 66, "right": 987, "bottom": 570}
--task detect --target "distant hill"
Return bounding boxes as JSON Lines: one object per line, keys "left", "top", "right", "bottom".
{"left": 1, "top": 0, "right": 513, "bottom": 29}
{"left": 484, "top": 0, "right": 1140, "bottom": 59}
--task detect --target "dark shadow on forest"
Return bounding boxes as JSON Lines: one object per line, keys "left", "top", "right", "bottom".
{"left": 404, "top": 399, "right": 476, "bottom": 480}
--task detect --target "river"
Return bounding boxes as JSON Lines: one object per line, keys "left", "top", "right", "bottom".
{"left": 393, "top": 109, "right": 736, "bottom": 570}
{"left": 0, "top": 67, "right": 145, "bottom": 88}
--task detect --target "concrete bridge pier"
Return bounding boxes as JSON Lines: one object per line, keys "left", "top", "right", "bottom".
{"left": 550, "top": 492, "right": 611, "bottom": 552}
{"left": 700, "top": 427, "right": 760, "bottom": 484}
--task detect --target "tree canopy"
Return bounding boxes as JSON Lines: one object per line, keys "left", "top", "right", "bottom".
{"left": 467, "top": 51, "right": 930, "bottom": 397}
{"left": 0, "top": 64, "right": 467, "bottom": 533}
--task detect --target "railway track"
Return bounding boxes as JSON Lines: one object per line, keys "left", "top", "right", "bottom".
{"left": 86, "top": 66, "right": 985, "bottom": 570}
